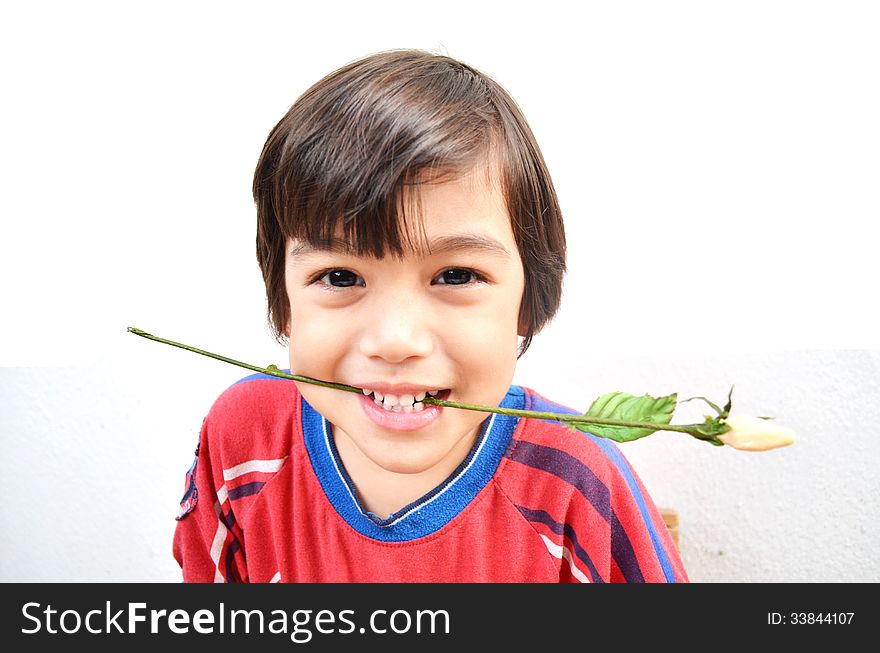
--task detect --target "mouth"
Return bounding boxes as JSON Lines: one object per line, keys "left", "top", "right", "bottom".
{"left": 359, "top": 388, "right": 452, "bottom": 413}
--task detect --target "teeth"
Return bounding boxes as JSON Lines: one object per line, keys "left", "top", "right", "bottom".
{"left": 363, "top": 389, "right": 444, "bottom": 413}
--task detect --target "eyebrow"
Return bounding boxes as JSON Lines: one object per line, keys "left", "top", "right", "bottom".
{"left": 288, "top": 235, "right": 512, "bottom": 260}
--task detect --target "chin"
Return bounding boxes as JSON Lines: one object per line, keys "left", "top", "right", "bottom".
{"left": 374, "top": 450, "right": 446, "bottom": 476}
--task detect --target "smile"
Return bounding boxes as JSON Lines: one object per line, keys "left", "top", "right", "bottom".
{"left": 360, "top": 388, "right": 450, "bottom": 413}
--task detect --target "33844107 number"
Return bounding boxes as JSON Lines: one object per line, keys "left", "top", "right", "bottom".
{"left": 768, "top": 612, "right": 854, "bottom": 625}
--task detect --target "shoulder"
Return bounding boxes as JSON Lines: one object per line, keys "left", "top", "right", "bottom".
{"left": 509, "top": 386, "right": 626, "bottom": 481}
{"left": 500, "top": 386, "right": 687, "bottom": 583}
{"left": 502, "top": 386, "right": 651, "bottom": 512}
{"left": 209, "top": 372, "right": 300, "bottom": 418}
{"left": 201, "top": 372, "right": 301, "bottom": 466}
{"left": 208, "top": 372, "right": 300, "bottom": 428}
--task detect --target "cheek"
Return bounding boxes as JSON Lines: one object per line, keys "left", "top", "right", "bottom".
{"left": 286, "top": 306, "right": 343, "bottom": 374}
{"left": 441, "top": 300, "right": 521, "bottom": 376}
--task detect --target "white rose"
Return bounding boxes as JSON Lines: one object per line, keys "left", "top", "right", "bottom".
{"left": 718, "top": 415, "right": 795, "bottom": 451}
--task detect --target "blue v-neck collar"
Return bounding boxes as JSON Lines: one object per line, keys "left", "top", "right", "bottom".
{"left": 301, "top": 386, "right": 525, "bottom": 542}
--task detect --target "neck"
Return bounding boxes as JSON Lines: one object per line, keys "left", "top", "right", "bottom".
{"left": 332, "top": 427, "right": 479, "bottom": 520}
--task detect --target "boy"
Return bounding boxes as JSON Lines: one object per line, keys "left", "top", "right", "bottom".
{"left": 173, "top": 49, "right": 687, "bottom": 583}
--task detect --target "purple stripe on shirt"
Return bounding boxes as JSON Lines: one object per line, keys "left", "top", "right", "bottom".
{"left": 516, "top": 505, "right": 605, "bottom": 583}
{"left": 226, "top": 539, "right": 240, "bottom": 583}
{"left": 505, "top": 439, "right": 645, "bottom": 583}
{"left": 228, "top": 481, "right": 266, "bottom": 501}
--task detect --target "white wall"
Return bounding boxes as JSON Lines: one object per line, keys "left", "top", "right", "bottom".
{"left": 1, "top": 1, "right": 878, "bottom": 582}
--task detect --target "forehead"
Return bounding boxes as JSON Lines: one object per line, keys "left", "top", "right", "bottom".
{"left": 291, "top": 166, "right": 517, "bottom": 260}
{"left": 405, "top": 166, "right": 513, "bottom": 244}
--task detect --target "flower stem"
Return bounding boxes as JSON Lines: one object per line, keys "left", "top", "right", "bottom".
{"left": 421, "top": 397, "right": 697, "bottom": 433}
{"left": 126, "top": 327, "right": 361, "bottom": 395}
{"left": 127, "top": 327, "right": 710, "bottom": 440}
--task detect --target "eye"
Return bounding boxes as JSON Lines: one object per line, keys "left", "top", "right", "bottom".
{"left": 433, "top": 269, "right": 480, "bottom": 285}
{"left": 317, "top": 269, "right": 364, "bottom": 288}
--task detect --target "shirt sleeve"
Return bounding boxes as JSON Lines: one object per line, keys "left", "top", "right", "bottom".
{"left": 172, "top": 417, "right": 248, "bottom": 583}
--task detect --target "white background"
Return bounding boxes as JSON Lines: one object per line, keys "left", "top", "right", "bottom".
{"left": 1, "top": 1, "right": 878, "bottom": 582}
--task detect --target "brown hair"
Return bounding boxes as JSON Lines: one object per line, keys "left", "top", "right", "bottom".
{"left": 254, "top": 49, "right": 566, "bottom": 355}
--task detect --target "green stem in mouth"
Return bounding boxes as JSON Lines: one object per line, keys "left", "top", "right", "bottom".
{"left": 127, "top": 327, "right": 714, "bottom": 440}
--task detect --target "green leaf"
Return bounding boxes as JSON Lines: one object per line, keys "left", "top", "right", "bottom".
{"left": 572, "top": 391, "right": 677, "bottom": 442}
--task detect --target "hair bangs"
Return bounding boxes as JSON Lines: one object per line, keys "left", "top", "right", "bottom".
{"left": 266, "top": 53, "right": 499, "bottom": 259}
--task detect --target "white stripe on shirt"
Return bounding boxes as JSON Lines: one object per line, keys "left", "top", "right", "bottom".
{"left": 222, "top": 458, "right": 286, "bottom": 481}
{"left": 539, "top": 533, "right": 590, "bottom": 583}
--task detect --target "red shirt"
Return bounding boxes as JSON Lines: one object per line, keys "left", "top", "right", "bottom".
{"left": 174, "top": 373, "right": 688, "bottom": 583}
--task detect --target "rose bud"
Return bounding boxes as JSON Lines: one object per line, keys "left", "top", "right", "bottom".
{"left": 718, "top": 415, "right": 796, "bottom": 451}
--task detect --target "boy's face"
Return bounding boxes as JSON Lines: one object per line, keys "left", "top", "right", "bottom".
{"left": 285, "top": 167, "right": 525, "bottom": 478}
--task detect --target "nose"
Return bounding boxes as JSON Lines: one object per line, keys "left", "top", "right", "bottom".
{"left": 358, "top": 293, "right": 434, "bottom": 363}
